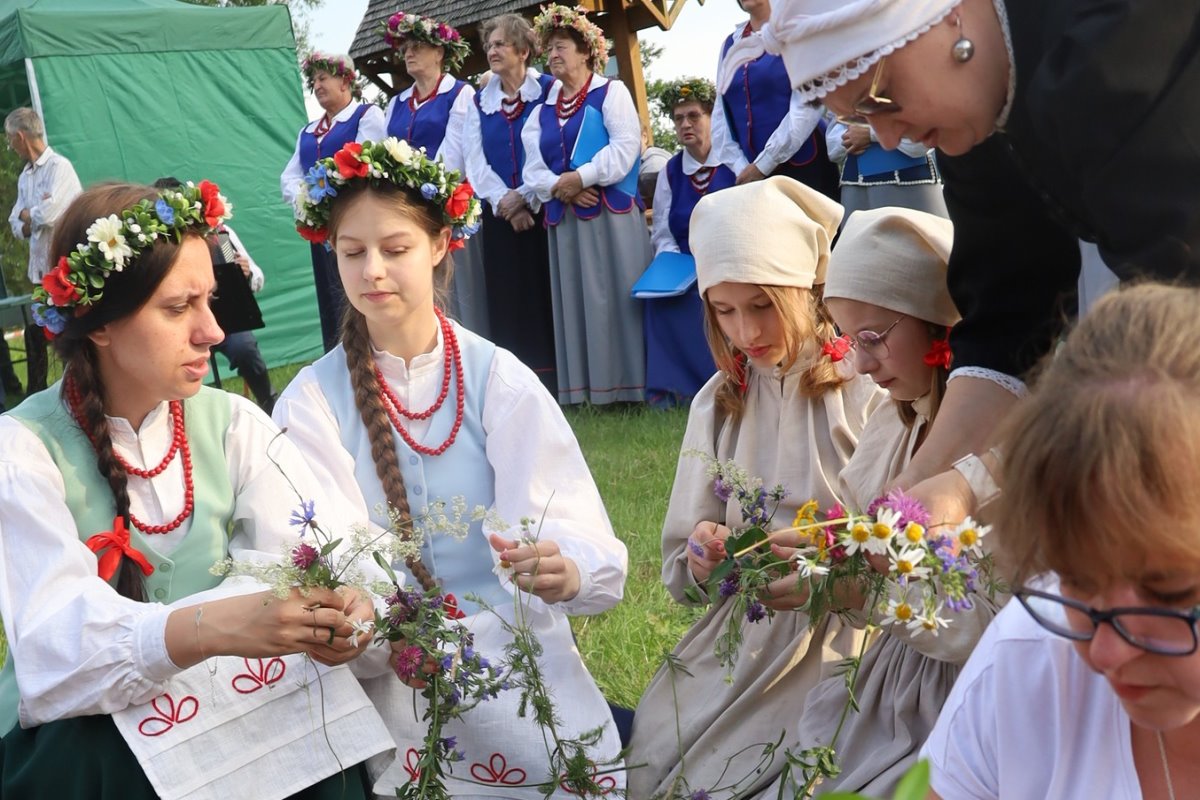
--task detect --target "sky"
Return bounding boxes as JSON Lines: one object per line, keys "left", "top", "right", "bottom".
{"left": 301, "top": 0, "right": 747, "bottom": 113}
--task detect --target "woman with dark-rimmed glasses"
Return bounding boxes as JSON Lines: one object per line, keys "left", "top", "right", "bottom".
{"left": 921, "top": 284, "right": 1200, "bottom": 798}
{"left": 758, "top": 0, "right": 1200, "bottom": 523}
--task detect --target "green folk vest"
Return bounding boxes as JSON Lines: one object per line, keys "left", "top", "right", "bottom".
{"left": 0, "top": 384, "right": 236, "bottom": 734}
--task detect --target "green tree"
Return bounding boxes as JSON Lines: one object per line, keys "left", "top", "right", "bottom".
{"left": 0, "top": 147, "right": 31, "bottom": 297}
{"left": 640, "top": 40, "right": 678, "bottom": 152}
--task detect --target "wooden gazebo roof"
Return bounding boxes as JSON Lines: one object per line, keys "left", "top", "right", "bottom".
{"left": 348, "top": 0, "right": 702, "bottom": 124}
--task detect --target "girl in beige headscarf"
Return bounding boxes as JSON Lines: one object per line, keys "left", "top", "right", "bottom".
{"left": 762, "top": 206, "right": 1002, "bottom": 797}
{"left": 627, "top": 176, "right": 885, "bottom": 799}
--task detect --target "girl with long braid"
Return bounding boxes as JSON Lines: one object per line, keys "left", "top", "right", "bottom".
{"left": 276, "top": 138, "right": 627, "bottom": 798}
{"left": 0, "top": 182, "right": 392, "bottom": 797}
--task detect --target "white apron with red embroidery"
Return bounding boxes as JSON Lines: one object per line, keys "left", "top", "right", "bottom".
{"left": 362, "top": 602, "right": 625, "bottom": 798}
{"left": 111, "top": 652, "right": 394, "bottom": 800}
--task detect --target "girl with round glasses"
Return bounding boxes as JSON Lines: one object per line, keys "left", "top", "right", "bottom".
{"left": 922, "top": 284, "right": 1200, "bottom": 798}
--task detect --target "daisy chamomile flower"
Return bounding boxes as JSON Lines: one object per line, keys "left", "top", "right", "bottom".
{"left": 866, "top": 507, "right": 901, "bottom": 556}
{"left": 951, "top": 517, "right": 991, "bottom": 557}
{"left": 841, "top": 520, "right": 873, "bottom": 556}
{"left": 890, "top": 545, "right": 932, "bottom": 584}
{"left": 881, "top": 596, "right": 917, "bottom": 628}
{"left": 908, "top": 602, "right": 950, "bottom": 637}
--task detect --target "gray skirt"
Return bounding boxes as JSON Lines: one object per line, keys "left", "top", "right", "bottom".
{"left": 839, "top": 183, "right": 948, "bottom": 220}
{"left": 450, "top": 232, "right": 490, "bottom": 338}
{"left": 547, "top": 209, "right": 651, "bottom": 405}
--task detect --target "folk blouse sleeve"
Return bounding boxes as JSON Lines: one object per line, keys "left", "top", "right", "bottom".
{"left": 481, "top": 349, "right": 628, "bottom": 617}
{"left": 357, "top": 104, "right": 387, "bottom": 144}
{"left": 650, "top": 168, "right": 680, "bottom": 255}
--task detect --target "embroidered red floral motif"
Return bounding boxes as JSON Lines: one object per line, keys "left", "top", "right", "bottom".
{"left": 821, "top": 334, "right": 853, "bottom": 363}
{"left": 138, "top": 693, "right": 199, "bottom": 737}
{"left": 470, "top": 753, "right": 526, "bottom": 785}
{"left": 403, "top": 747, "right": 422, "bottom": 781}
{"left": 231, "top": 657, "right": 286, "bottom": 694}
{"left": 560, "top": 760, "right": 617, "bottom": 794}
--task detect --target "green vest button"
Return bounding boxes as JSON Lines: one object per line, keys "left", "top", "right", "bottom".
{"left": 154, "top": 588, "right": 167, "bottom": 600}
{"left": 159, "top": 563, "right": 172, "bottom": 572}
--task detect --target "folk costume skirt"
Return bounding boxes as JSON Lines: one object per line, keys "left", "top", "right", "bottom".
{"left": 839, "top": 183, "right": 948, "bottom": 220}
{"left": 450, "top": 233, "right": 491, "bottom": 340}
{"left": 0, "top": 715, "right": 370, "bottom": 800}
{"left": 480, "top": 207, "right": 557, "bottom": 395}
{"left": 547, "top": 208, "right": 651, "bottom": 405}
{"left": 643, "top": 286, "right": 717, "bottom": 406}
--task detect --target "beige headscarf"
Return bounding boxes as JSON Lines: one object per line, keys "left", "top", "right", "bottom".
{"left": 824, "top": 207, "right": 959, "bottom": 326}
{"left": 691, "top": 176, "right": 844, "bottom": 295}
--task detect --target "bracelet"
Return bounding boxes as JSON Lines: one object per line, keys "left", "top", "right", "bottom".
{"left": 952, "top": 452, "right": 1001, "bottom": 509}
{"left": 195, "top": 606, "right": 218, "bottom": 676}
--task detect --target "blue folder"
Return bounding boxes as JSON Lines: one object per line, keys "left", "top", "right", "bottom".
{"left": 856, "top": 143, "right": 926, "bottom": 176}
{"left": 632, "top": 252, "right": 696, "bottom": 299}
{"left": 570, "top": 105, "right": 641, "bottom": 198}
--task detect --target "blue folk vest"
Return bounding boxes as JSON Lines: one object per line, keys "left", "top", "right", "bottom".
{"left": 665, "top": 153, "right": 737, "bottom": 255}
{"left": 475, "top": 73, "right": 555, "bottom": 189}
{"left": 720, "top": 31, "right": 818, "bottom": 167}
{"left": 387, "top": 80, "right": 468, "bottom": 157}
{"left": 309, "top": 327, "right": 507, "bottom": 614}
{"left": 537, "top": 81, "right": 641, "bottom": 226}
{"left": 299, "top": 104, "right": 370, "bottom": 171}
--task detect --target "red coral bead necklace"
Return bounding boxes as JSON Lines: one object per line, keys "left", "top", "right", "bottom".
{"left": 66, "top": 376, "right": 195, "bottom": 535}
{"left": 409, "top": 81, "right": 440, "bottom": 111}
{"left": 377, "top": 308, "right": 464, "bottom": 456}
{"left": 556, "top": 73, "right": 593, "bottom": 120}
{"left": 501, "top": 95, "right": 527, "bottom": 122}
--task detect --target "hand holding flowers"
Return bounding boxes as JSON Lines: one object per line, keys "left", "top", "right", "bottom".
{"left": 488, "top": 532, "right": 582, "bottom": 604}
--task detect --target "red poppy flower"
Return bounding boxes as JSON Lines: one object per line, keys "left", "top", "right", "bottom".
{"left": 296, "top": 224, "right": 328, "bottom": 245}
{"left": 923, "top": 338, "right": 952, "bottom": 369}
{"left": 444, "top": 180, "right": 474, "bottom": 219}
{"left": 42, "top": 256, "right": 80, "bottom": 306}
{"left": 447, "top": 238, "right": 466, "bottom": 252}
{"left": 198, "top": 180, "right": 226, "bottom": 227}
{"left": 333, "top": 142, "right": 369, "bottom": 179}
{"left": 442, "top": 593, "right": 466, "bottom": 620}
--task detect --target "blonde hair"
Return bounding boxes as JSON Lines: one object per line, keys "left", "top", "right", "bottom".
{"left": 704, "top": 284, "right": 846, "bottom": 420}
{"left": 996, "top": 283, "right": 1200, "bottom": 587}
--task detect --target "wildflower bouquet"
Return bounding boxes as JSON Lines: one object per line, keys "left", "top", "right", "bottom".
{"left": 373, "top": 581, "right": 509, "bottom": 800}
{"left": 685, "top": 455, "right": 992, "bottom": 672}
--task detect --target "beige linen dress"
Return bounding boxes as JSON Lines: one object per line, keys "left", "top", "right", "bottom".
{"left": 763, "top": 396, "right": 1001, "bottom": 798}
{"left": 627, "top": 360, "right": 885, "bottom": 800}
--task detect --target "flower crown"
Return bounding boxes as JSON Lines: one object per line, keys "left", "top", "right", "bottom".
{"left": 381, "top": 12, "right": 472, "bottom": 73}
{"left": 533, "top": 4, "right": 609, "bottom": 73}
{"left": 302, "top": 51, "right": 364, "bottom": 100}
{"left": 293, "top": 137, "right": 482, "bottom": 252}
{"left": 656, "top": 77, "right": 718, "bottom": 117}
{"left": 32, "top": 180, "right": 232, "bottom": 335}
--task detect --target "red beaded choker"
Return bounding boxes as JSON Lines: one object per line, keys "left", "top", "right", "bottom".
{"left": 377, "top": 309, "right": 465, "bottom": 457}
{"left": 689, "top": 166, "right": 716, "bottom": 195}
{"left": 408, "top": 81, "right": 440, "bottom": 110}
{"left": 66, "top": 377, "right": 195, "bottom": 535}
{"left": 556, "top": 74, "right": 593, "bottom": 120}
{"left": 501, "top": 95, "right": 527, "bottom": 122}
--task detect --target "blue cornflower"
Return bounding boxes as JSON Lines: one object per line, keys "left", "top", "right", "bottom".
{"left": 31, "top": 303, "right": 67, "bottom": 335}
{"left": 420, "top": 182, "right": 438, "bottom": 199}
{"left": 154, "top": 198, "right": 175, "bottom": 226}
{"left": 289, "top": 499, "right": 317, "bottom": 533}
{"left": 305, "top": 163, "right": 337, "bottom": 202}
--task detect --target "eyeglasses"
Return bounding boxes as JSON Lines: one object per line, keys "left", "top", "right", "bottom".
{"left": 847, "top": 316, "right": 903, "bottom": 358}
{"left": 672, "top": 111, "right": 705, "bottom": 126}
{"left": 484, "top": 39, "right": 513, "bottom": 52}
{"left": 835, "top": 57, "right": 902, "bottom": 127}
{"left": 1016, "top": 586, "right": 1200, "bottom": 656}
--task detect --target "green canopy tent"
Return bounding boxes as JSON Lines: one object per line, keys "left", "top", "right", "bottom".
{"left": 0, "top": 0, "right": 323, "bottom": 367}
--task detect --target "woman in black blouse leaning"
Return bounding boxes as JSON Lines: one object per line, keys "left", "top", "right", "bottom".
{"left": 757, "top": 0, "right": 1200, "bottom": 511}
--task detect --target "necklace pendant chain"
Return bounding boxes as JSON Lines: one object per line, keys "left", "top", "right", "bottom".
{"left": 1157, "top": 731, "right": 1176, "bottom": 800}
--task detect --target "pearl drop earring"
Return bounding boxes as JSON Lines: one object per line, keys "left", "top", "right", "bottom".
{"left": 952, "top": 14, "right": 975, "bottom": 62}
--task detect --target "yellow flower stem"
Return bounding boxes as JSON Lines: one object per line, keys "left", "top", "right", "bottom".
{"left": 730, "top": 518, "right": 853, "bottom": 559}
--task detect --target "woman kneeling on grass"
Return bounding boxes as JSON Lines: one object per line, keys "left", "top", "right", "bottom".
{"left": 276, "top": 138, "right": 627, "bottom": 798}
{"left": 0, "top": 182, "right": 391, "bottom": 799}
{"left": 627, "top": 176, "right": 885, "bottom": 799}
{"left": 922, "top": 283, "right": 1200, "bottom": 798}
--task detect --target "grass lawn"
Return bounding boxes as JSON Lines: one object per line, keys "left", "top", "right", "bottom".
{"left": 1, "top": 339, "right": 700, "bottom": 706}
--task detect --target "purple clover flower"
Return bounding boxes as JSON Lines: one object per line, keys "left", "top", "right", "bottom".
{"left": 713, "top": 476, "right": 733, "bottom": 503}
{"left": 291, "top": 542, "right": 319, "bottom": 570}
{"left": 868, "top": 489, "right": 931, "bottom": 529}
{"left": 393, "top": 645, "right": 425, "bottom": 680}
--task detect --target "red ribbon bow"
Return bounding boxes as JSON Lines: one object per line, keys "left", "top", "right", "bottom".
{"left": 442, "top": 593, "right": 466, "bottom": 620}
{"left": 821, "top": 335, "right": 853, "bottom": 363}
{"left": 86, "top": 516, "right": 155, "bottom": 581}
{"left": 923, "top": 338, "right": 952, "bottom": 369}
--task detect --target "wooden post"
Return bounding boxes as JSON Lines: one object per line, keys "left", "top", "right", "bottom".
{"left": 603, "top": 0, "right": 650, "bottom": 130}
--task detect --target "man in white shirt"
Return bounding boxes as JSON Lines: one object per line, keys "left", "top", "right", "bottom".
{"left": 6, "top": 107, "right": 82, "bottom": 393}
